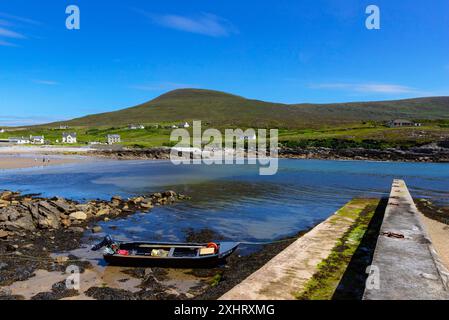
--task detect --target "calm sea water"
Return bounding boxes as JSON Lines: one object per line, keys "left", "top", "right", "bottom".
{"left": 1, "top": 159, "right": 449, "bottom": 244}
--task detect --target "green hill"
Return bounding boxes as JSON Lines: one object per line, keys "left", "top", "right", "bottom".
{"left": 47, "top": 89, "right": 449, "bottom": 129}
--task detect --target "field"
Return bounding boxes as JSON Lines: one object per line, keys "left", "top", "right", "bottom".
{"left": 2, "top": 121, "right": 449, "bottom": 149}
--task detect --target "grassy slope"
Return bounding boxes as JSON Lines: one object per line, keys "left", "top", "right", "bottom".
{"left": 44, "top": 89, "right": 449, "bottom": 129}
{"left": 4, "top": 89, "right": 449, "bottom": 147}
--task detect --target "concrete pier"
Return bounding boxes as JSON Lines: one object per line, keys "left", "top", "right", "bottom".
{"left": 363, "top": 179, "right": 449, "bottom": 300}
{"left": 220, "top": 199, "right": 376, "bottom": 300}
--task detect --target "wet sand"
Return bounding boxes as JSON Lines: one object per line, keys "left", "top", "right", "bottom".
{"left": 420, "top": 213, "right": 449, "bottom": 270}
{"left": 0, "top": 155, "right": 81, "bottom": 170}
{"left": 0, "top": 154, "right": 90, "bottom": 170}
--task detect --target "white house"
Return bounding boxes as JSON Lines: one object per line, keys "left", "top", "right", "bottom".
{"left": 107, "top": 134, "right": 121, "bottom": 144}
{"left": 0, "top": 129, "right": 5, "bottom": 133}
{"left": 182, "top": 122, "right": 190, "bottom": 128}
{"left": 59, "top": 125, "right": 69, "bottom": 130}
{"left": 62, "top": 132, "right": 77, "bottom": 144}
{"left": 9, "top": 137, "right": 30, "bottom": 144}
{"left": 388, "top": 119, "right": 422, "bottom": 128}
{"left": 30, "top": 135, "right": 45, "bottom": 144}
{"left": 128, "top": 124, "right": 145, "bottom": 130}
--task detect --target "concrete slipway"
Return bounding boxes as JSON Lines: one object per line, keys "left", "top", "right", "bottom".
{"left": 363, "top": 179, "right": 449, "bottom": 300}
{"left": 221, "top": 180, "right": 449, "bottom": 300}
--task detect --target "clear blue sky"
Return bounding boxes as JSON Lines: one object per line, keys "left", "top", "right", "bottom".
{"left": 1, "top": 0, "right": 448, "bottom": 126}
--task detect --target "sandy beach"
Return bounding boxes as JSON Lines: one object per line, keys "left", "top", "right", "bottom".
{"left": 0, "top": 156, "right": 80, "bottom": 170}
{"left": 420, "top": 213, "right": 449, "bottom": 270}
{"left": 0, "top": 146, "right": 94, "bottom": 170}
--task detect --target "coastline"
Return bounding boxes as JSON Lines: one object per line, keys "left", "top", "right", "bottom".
{"left": 2, "top": 144, "right": 449, "bottom": 169}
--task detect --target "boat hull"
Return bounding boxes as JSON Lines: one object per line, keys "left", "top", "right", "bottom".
{"left": 104, "top": 253, "right": 232, "bottom": 268}
{"left": 101, "top": 241, "right": 239, "bottom": 268}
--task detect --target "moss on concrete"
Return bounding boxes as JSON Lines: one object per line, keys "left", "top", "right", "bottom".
{"left": 296, "top": 198, "right": 380, "bottom": 300}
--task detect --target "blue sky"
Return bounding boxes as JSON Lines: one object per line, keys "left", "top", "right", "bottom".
{"left": 0, "top": 0, "right": 448, "bottom": 126}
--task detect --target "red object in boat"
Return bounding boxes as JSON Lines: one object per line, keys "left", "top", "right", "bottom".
{"left": 117, "top": 250, "right": 129, "bottom": 256}
{"left": 207, "top": 242, "right": 219, "bottom": 253}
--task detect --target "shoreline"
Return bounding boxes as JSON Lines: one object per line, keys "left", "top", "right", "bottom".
{"left": 0, "top": 154, "right": 91, "bottom": 170}
{"left": 0, "top": 188, "right": 308, "bottom": 300}
{"left": 2, "top": 145, "right": 449, "bottom": 165}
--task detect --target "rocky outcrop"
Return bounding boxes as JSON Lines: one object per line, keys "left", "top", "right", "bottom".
{"left": 0, "top": 190, "right": 188, "bottom": 237}
{"left": 279, "top": 145, "right": 449, "bottom": 162}
{"left": 89, "top": 148, "right": 171, "bottom": 160}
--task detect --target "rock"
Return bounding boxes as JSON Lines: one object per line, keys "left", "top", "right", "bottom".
{"left": 38, "top": 201, "right": 61, "bottom": 216}
{"left": 61, "top": 218, "right": 71, "bottom": 228}
{"left": 111, "top": 195, "right": 122, "bottom": 202}
{"left": 75, "top": 204, "right": 90, "bottom": 212}
{"left": 69, "top": 211, "right": 87, "bottom": 221}
{"left": 0, "top": 230, "right": 12, "bottom": 239}
{"left": 0, "top": 191, "right": 13, "bottom": 201}
{"left": 69, "top": 227, "right": 84, "bottom": 233}
{"left": 96, "top": 208, "right": 110, "bottom": 216}
{"left": 92, "top": 226, "right": 102, "bottom": 233}
{"left": 51, "top": 199, "right": 73, "bottom": 213}
{"left": 1, "top": 206, "right": 21, "bottom": 221}
{"left": 55, "top": 256, "right": 69, "bottom": 264}
{"left": 164, "top": 190, "right": 177, "bottom": 198}
{"left": 140, "top": 202, "right": 153, "bottom": 209}
{"left": 104, "top": 217, "right": 110, "bottom": 222}
{"left": 152, "top": 193, "right": 162, "bottom": 199}
{"left": 6, "top": 244, "right": 18, "bottom": 252}
{"left": 0, "top": 200, "right": 9, "bottom": 208}
{"left": 131, "top": 197, "right": 143, "bottom": 204}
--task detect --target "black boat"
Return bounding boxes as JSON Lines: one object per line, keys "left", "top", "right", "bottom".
{"left": 91, "top": 236, "right": 239, "bottom": 268}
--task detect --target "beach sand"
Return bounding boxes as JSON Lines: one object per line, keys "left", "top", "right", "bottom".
{"left": 420, "top": 213, "right": 449, "bottom": 270}
{"left": 0, "top": 155, "right": 86, "bottom": 170}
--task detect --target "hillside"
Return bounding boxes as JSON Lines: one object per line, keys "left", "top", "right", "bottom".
{"left": 46, "top": 89, "right": 449, "bottom": 129}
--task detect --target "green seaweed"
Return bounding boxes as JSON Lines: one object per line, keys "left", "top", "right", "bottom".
{"left": 296, "top": 199, "right": 379, "bottom": 300}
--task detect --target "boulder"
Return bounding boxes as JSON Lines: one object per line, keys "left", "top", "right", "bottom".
{"left": 0, "top": 200, "right": 10, "bottom": 208}
{"left": 51, "top": 199, "right": 74, "bottom": 213}
{"left": 0, "top": 229, "right": 12, "bottom": 239}
{"left": 55, "top": 256, "right": 69, "bottom": 264}
{"left": 38, "top": 201, "right": 62, "bottom": 216}
{"left": 69, "top": 227, "right": 84, "bottom": 233}
{"left": 111, "top": 195, "right": 122, "bottom": 202}
{"left": 163, "top": 190, "right": 177, "bottom": 198}
{"left": 95, "top": 208, "right": 110, "bottom": 216}
{"left": 37, "top": 214, "right": 60, "bottom": 230}
{"left": 0, "top": 206, "right": 21, "bottom": 222}
{"left": 0, "top": 191, "right": 13, "bottom": 201}
{"left": 140, "top": 201, "right": 153, "bottom": 209}
{"left": 61, "top": 218, "right": 71, "bottom": 228}
{"left": 69, "top": 211, "right": 87, "bottom": 221}
{"left": 92, "top": 226, "right": 102, "bottom": 233}
{"left": 131, "top": 197, "right": 143, "bottom": 204}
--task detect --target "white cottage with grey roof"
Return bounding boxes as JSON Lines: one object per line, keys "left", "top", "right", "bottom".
{"left": 62, "top": 132, "right": 77, "bottom": 144}
{"left": 107, "top": 134, "right": 121, "bottom": 144}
